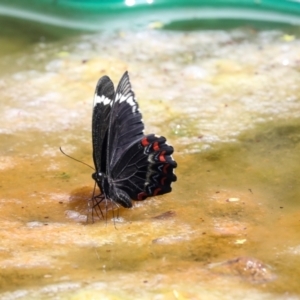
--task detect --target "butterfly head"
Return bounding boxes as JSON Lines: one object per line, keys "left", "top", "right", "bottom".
{"left": 92, "top": 172, "right": 105, "bottom": 184}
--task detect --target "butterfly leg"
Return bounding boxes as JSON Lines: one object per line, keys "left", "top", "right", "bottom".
{"left": 89, "top": 187, "right": 123, "bottom": 223}
{"left": 104, "top": 197, "right": 120, "bottom": 224}
{"left": 109, "top": 200, "right": 121, "bottom": 229}
{"left": 91, "top": 194, "right": 105, "bottom": 222}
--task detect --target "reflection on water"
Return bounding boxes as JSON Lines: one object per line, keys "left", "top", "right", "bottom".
{"left": 0, "top": 20, "right": 300, "bottom": 299}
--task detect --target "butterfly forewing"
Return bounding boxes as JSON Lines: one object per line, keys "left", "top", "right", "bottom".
{"left": 106, "top": 71, "right": 144, "bottom": 174}
{"left": 92, "top": 76, "right": 115, "bottom": 174}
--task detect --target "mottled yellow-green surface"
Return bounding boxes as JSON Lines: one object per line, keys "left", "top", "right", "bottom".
{"left": 1, "top": 23, "right": 300, "bottom": 299}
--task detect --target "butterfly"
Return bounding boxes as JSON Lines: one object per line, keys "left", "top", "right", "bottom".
{"left": 91, "top": 71, "right": 177, "bottom": 219}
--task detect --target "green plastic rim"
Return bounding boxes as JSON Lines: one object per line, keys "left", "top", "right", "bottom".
{"left": 0, "top": 0, "right": 300, "bottom": 31}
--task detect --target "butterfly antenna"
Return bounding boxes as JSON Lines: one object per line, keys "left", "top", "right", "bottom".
{"left": 59, "top": 147, "right": 95, "bottom": 170}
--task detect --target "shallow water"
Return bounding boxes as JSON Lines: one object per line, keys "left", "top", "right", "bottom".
{"left": 0, "top": 19, "right": 300, "bottom": 299}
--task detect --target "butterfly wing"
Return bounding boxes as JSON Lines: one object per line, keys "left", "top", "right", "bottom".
{"left": 111, "top": 134, "right": 177, "bottom": 201}
{"left": 92, "top": 71, "right": 177, "bottom": 210}
{"left": 92, "top": 75, "right": 115, "bottom": 174}
{"left": 106, "top": 71, "right": 144, "bottom": 176}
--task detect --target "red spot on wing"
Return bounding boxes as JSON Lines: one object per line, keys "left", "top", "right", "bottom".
{"left": 159, "top": 151, "right": 166, "bottom": 162}
{"left": 141, "top": 137, "right": 150, "bottom": 147}
{"left": 153, "top": 142, "right": 160, "bottom": 151}
{"left": 163, "top": 164, "right": 169, "bottom": 174}
{"left": 160, "top": 176, "right": 167, "bottom": 185}
{"left": 137, "top": 192, "right": 148, "bottom": 200}
{"left": 153, "top": 188, "right": 161, "bottom": 196}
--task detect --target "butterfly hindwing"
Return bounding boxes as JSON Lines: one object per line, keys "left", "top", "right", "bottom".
{"left": 111, "top": 134, "right": 177, "bottom": 201}
{"left": 92, "top": 75, "right": 115, "bottom": 174}
{"left": 139, "top": 134, "right": 177, "bottom": 199}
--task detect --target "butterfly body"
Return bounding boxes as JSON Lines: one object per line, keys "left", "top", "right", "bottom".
{"left": 91, "top": 71, "right": 177, "bottom": 214}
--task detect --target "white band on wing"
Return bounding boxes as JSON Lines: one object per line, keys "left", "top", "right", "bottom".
{"left": 115, "top": 93, "right": 137, "bottom": 113}
{"left": 94, "top": 94, "right": 112, "bottom": 106}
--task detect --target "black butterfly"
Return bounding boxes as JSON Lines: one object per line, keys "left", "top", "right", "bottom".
{"left": 91, "top": 71, "right": 177, "bottom": 218}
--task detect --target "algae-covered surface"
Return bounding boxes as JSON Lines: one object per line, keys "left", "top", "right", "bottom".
{"left": 0, "top": 18, "right": 300, "bottom": 299}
